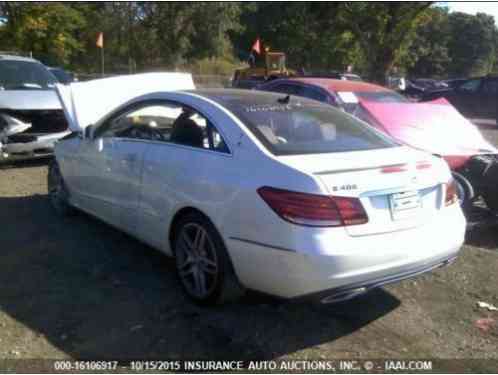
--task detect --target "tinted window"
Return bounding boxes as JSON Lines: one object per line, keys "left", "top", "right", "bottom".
{"left": 458, "top": 79, "right": 481, "bottom": 93}
{"left": 297, "top": 86, "right": 328, "bottom": 102}
{"left": 335, "top": 90, "right": 407, "bottom": 114}
{"left": 208, "top": 93, "right": 396, "bottom": 156}
{"left": 99, "top": 102, "right": 229, "bottom": 153}
{"left": 0, "top": 60, "right": 56, "bottom": 90}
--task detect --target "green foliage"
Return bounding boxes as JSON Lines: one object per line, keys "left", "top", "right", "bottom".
{"left": 402, "top": 7, "right": 452, "bottom": 78}
{"left": 230, "top": 3, "right": 358, "bottom": 72}
{"left": 338, "top": 2, "right": 433, "bottom": 83}
{"left": 0, "top": 2, "right": 85, "bottom": 66}
{"left": 182, "top": 56, "right": 240, "bottom": 77}
{"left": 402, "top": 7, "right": 498, "bottom": 78}
{"left": 0, "top": 2, "right": 496, "bottom": 81}
{"left": 447, "top": 12, "right": 497, "bottom": 77}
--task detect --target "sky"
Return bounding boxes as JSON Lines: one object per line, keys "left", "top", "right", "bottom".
{"left": 446, "top": 1, "right": 498, "bottom": 24}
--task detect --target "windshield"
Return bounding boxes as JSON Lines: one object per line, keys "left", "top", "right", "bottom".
{"left": 204, "top": 91, "right": 397, "bottom": 156}
{"left": 337, "top": 90, "right": 408, "bottom": 114}
{"left": 50, "top": 68, "right": 73, "bottom": 84}
{"left": 0, "top": 60, "right": 57, "bottom": 90}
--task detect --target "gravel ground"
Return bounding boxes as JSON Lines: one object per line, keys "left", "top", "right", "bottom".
{"left": 0, "top": 125, "right": 497, "bottom": 372}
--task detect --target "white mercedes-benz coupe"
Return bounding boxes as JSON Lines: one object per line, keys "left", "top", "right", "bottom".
{"left": 50, "top": 73, "right": 466, "bottom": 305}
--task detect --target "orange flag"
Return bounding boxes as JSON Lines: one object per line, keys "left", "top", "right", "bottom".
{"left": 251, "top": 38, "right": 261, "bottom": 54}
{"left": 96, "top": 32, "right": 104, "bottom": 48}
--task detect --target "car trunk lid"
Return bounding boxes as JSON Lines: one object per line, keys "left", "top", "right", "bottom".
{"left": 278, "top": 146, "right": 446, "bottom": 236}
{"left": 361, "top": 98, "right": 497, "bottom": 156}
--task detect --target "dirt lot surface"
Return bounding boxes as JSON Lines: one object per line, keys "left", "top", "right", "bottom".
{"left": 0, "top": 125, "right": 497, "bottom": 372}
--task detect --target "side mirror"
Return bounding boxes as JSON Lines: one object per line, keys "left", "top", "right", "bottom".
{"left": 84, "top": 124, "right": 95, "bottom": 140}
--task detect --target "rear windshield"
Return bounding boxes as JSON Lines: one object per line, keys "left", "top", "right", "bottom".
{"left": 208, "top": 92, "right": 397, "bottom": 156}
{"left": 0, "top": 60, "right": 56, "bottom": 90}
{"left": 355, "top": 91, "right": 408, "bottom": 103}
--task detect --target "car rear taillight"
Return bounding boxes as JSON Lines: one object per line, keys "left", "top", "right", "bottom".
{"left": 257, "top": 186, "right": 368, "bottom": 227}
{"left": 381, "top": 164, "right": 408, "bottom": 173}
{"left": 445, "top": 179, "right": 458, "bottom": 206}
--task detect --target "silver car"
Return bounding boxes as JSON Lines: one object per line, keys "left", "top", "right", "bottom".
{"left": 0, "top": 54, "right": 69, "bottom": 161}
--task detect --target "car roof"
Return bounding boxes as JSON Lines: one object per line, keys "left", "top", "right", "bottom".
{"left": 0, "top": 54, "right": 41, "bottom": 63}
{"left": 277, "top": 77, "right": 390, "bottom": 93}
{"left": 190, "top": 88, "right": 325, "bottom": 107}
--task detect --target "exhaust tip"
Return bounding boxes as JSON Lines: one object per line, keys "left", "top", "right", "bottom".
{"left": 321, "top": 287, "right": 367, "bottom": 304}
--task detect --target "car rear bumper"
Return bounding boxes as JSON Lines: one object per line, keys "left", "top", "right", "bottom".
{"left": 227, "top": 205, "right": 465, "bottom": 299}
{"left": 1, "top": 131, "right": 70, "bottom": 160}
{"left": 296, "top": 254, "right": 457, "bottom": 304}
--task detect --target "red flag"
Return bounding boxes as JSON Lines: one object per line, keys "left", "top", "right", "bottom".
{"left": 96, "top": 32, "right": 104, "bottom": 48}
{"left": 251, "top": 38, "right": 261, "bottom": 54}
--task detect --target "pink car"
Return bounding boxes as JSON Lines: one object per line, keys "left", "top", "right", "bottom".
{"left": 260, "top": 78, "right": 498, "bottom": 213}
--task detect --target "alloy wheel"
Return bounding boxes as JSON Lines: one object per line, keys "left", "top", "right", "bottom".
{"left": 175, "top": 223, "right": 219, "bottom": 299}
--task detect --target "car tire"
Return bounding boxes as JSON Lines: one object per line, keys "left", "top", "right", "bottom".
{"left": 482, "top": 191, "right": 498, "bottom": 215}
{"left": 481, "top": 162, "right": 498, "bottom": 214}
{"left": 48, "top": 160, "right": 75, "bottom": 216}
{"left": 173, "top": 213, "right": 244, "bottom": 305}
{"left": 452, "top": 172, "right": 474, "bottom": 209}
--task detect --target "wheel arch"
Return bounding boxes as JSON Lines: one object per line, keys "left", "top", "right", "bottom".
{"left": 168, "top": 206, "right": 223, "bottom": 255}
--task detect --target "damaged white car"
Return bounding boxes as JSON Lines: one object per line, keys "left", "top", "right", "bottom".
{"left": 0, "top": 55, "right": 70, "bottom": 161}
{"left": 50, "top": 73, "right": 465, "bottom": 305}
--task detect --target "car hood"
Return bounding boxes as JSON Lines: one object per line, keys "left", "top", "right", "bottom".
{"left": 361, "top": 98, "right": 497, "bottom": 157}
{"left": 0, "top": 90, "right": 61, "bottom": 110}
{"left": 56, "top": 72, "right": 195, "bottom": 132}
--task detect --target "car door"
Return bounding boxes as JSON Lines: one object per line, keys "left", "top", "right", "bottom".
{"left": 91, "top": 103, "right": 171, "bottom": 234}
{"left": 134, "top": 101, "right": 231, "bottom": 251}
{"left": 65, "top": 134, "right": 121, "bottom": 227}
{"left": 480, "top": 77, "right": 498, "bottom": 120}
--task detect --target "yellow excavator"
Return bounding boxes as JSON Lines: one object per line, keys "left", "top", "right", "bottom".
{"left": 232, "top": 47, "right": 296, "bottom": 89}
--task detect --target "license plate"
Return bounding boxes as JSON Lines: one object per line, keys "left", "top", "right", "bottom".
{"left": 389, "top": 190, "right": 421, "bottom": 220}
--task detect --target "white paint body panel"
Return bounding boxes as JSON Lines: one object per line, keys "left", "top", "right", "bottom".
{"left": 55, "top": 89, "right": 466, "bottom": 300}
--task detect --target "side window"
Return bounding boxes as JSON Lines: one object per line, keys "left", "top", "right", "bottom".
{"left": 296, "top": 86, "right": 328, "bottom": 103}
{"left": 98, "top": 102, "right": 229, "bottom": 153}
{"left": 482, "top": 79, "right": 498, "bottom": 94}
{"left": 458, "top": 79, "right": 481, "bottom": 93}
{"left": 100, "top": 103, "right": 182, "bottom": 141}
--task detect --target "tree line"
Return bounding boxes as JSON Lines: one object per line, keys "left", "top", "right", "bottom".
{"left": 0, "top": 2, "right": 496, "bottom": 82}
